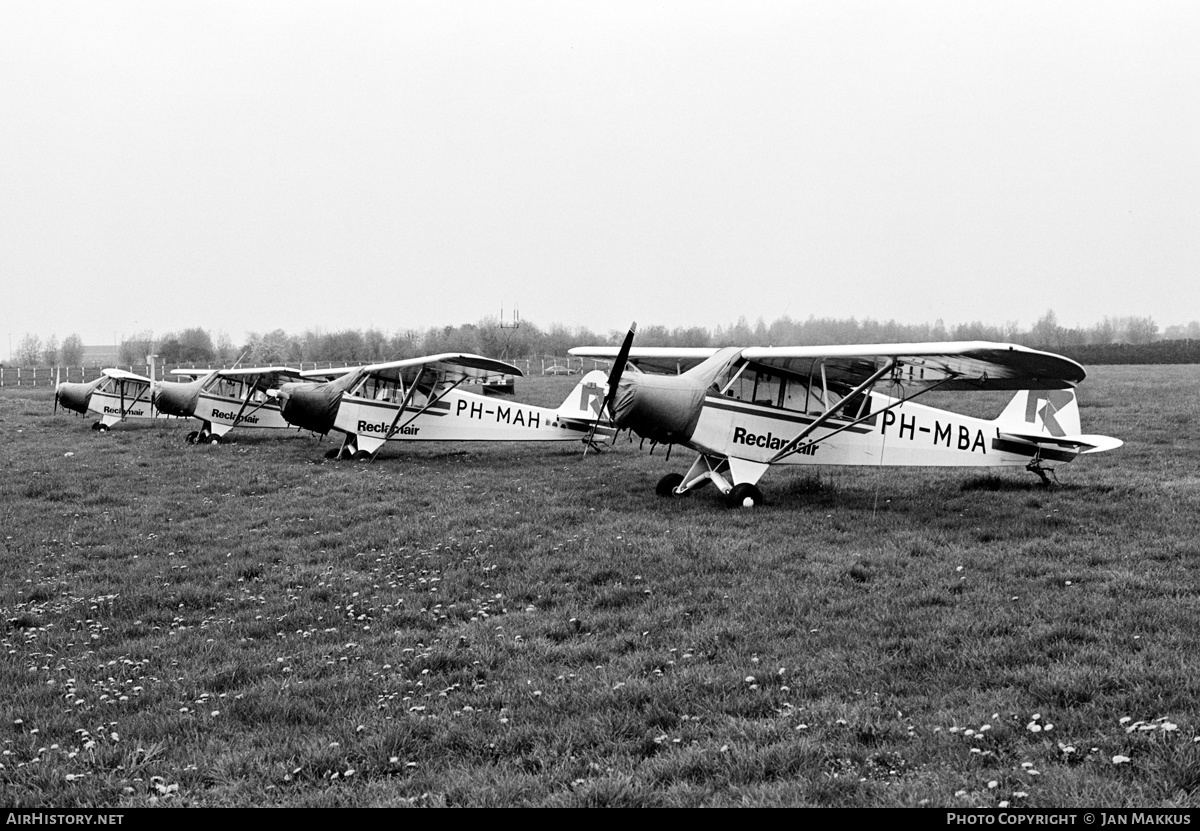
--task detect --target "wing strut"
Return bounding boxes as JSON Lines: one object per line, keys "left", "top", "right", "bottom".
{"left": 368, "top": 368, "right": 428, "bottom": 461}
{"left": 134, "top": 382, "right": 155, "bottom": 419}
{"left": 226, "top": 374, "right": 262, "bottom": 429}
{"left": 367, "top": 371, "right": 473, "bottom": 462}
{"left": 767, "top": 360, "right": 897, "bottom": 463}
{"left": 768, "top": 366, "right": 958, "bottom": 464}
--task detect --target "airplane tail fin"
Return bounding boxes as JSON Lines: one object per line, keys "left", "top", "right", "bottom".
{"left": 554, "top": 369, "right": 611, "bottom": 422}
{"left": 994, "top": 389, "right": 1122, "bottom": 456}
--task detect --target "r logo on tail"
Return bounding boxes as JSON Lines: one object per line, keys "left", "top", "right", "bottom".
{"left": 1025, "top": 390, "right": 1073, "bottom": 437}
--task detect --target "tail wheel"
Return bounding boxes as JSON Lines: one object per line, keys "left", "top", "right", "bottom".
{"left": 725, "top": 483, "right": 764, "bottom": 509}
{"left": 655, "top": 472, "right": 684, "bottom": 497}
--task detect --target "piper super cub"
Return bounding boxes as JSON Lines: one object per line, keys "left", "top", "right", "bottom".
{"left": 55, "top": 368, "right": 158, "bottom": 431}
{"left": 570, "top": 325, "right": 1122, "bottom": 508}
{"left": 152, "top": 366, "right": 306, "bottom": 444}
{"left": 274, "top": 352, "right": 613, "bottom": 460}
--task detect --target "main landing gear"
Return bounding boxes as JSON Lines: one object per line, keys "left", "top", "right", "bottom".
{"left": 186, "top": 425, "right": 220, "bottom": 445}
{"left": 654, "top": 470, "right": 763, "bottom": 509}
{"left": 725, "top": 483, "right": 764, "bottom": 509}
{"left": 324, "top": 442, "right": 372, "bottom": 462}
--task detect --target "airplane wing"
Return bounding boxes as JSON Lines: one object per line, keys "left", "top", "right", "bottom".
{"left": 171, "top": 368, "right": 217, "bottom": 379}
{"left": 567, "top": 347, "right": 719, "bottom": 375}
{"left": 102, "top": 368, "right": 153, "bottom": 384}
{"left": 357, "top": 353, "right": 524, "bottom": 385}
{"left": 216, "top": 366, "right": 306, "bottom": 392}
{"left": 740, "top": 341, "right": 1086, "bottom": 391}
{"left": 300, "top": 365, "right": 361, "bottom": 380}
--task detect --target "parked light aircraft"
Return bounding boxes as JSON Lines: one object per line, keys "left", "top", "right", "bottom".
{"left": 152, "top": 366, "right": 306, "bottom": 444}
{"left": 570, "top": 325, "right": 1123, "bottom": 507}
{"left": 273, "top": 353, "right": 613, "bottom": 460}
{"left": 55, "top": 368, "right": 158, "bottom": 431}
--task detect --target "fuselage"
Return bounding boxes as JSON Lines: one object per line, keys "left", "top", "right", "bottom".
{"left": 87, "top": 376, "right": 158, "bottom": 426}
{"left": 332, "top": 387, "right": 592, "bottom": 444}
{"left": 154, "top": 373, "right": 296, "bottom": 437}
{"left": 196, "top": 390, "right": 293, "bottom": 434}
{"left": 689, "top": 389, "right": 1036, "bottom": 468}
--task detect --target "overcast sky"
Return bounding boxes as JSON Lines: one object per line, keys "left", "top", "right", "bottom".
{"left": 2, "top": 0, "right": 1198, "bottom": 351}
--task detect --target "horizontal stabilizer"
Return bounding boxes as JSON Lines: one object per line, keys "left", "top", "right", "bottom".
{"left": 997, "top": 431, "right": 1124, "bottom": 454}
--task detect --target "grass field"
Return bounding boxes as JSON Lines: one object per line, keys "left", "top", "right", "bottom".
{"left": 2, "top": 366, "right": 1199, "bottom": 807}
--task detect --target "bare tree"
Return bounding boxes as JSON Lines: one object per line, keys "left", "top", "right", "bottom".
{"left": 15, "top": 333, "right": 42, "bottom": 365}
{"left": 60, "top": 334, "right": 85, "bottom": 365}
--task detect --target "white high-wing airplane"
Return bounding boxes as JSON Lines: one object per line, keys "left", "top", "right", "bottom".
{"left": 55, "top": 368, "right": 158, "bottom": 431}
{"left": 274, "top": 353, "right": 613, "bottom": 460}
{"left": 151, "top": 366, "right": 308, "bottom": 444}
{"left": 570, "top": 325, "right": 1123, "bottom": 507}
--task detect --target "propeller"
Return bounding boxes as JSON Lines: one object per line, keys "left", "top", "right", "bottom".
{"left": 583, "top": 322, "right": 636, "bottom": 455}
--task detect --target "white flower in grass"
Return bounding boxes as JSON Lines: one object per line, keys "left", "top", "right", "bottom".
{"left": 1113, "top": 755, "right": 1131, "bottom": 765}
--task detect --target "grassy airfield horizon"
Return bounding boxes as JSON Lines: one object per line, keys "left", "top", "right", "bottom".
{"left": 2, "top": 367, "right": 1199, "bottom": 807}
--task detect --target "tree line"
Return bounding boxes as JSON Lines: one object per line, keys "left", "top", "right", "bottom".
{"left": 9, "top": 311, "right": 1200, "bottom": 367}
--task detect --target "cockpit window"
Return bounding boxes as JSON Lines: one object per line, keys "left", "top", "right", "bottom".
{"left": 720, "top": 363, "right": 871, "bottom": 419}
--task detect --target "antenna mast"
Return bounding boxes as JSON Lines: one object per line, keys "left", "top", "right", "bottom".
{"left": 497, "top": 303, "right": 521, "bottom": 361}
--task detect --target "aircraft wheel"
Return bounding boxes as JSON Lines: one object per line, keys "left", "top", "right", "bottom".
{"left": 725, "top": 483, "right": 764, "bottom": 509}
{"left": 91, "top": 421, "right": 101, "bottom": 431}
{"left": 353, "top": 450, "right": 373, "bottom": 462}
{"left": 655, "top": 473, "right": 684, "bottom": 497}
{"left": 185, "top": 431, "right": 199, "bottom": 444}
{"left": 323, "top": 447, "right": 341, "bottom": 460}
{"left": 206, "top": 433, "right": 221, "bottom": 445}
{"left": 97, "top": 423, "right": 109, "bottom": 434}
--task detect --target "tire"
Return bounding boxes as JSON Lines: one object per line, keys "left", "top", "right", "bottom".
{"left": 185, "top": 431, "right": 199, "bottom": 444}
{"left": 97, "top": 423, "right": 109, "bottom": 434}
{"left": 655, "top": 472, "right": 684, "bottom": 497}
{"left": 206, "top": 433, "right": 221, "bottom": 445}
{"left": 725, "top": 483, "right": 764, "bottom": 509}
{"left": 353, "top": 449, "right": 373, "bottom": 462}
{"left": 324, "top": 447, "right": 342, "bottom": 460}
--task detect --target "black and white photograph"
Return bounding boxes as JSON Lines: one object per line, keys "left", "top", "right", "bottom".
{"left": 2, "top": 0, "right": 1198, "bottom": 811}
